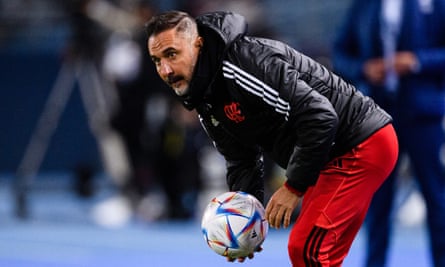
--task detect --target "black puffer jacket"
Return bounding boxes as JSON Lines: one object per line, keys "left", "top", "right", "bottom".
{"left": 180, "top": 11, "right": 392, "bottom": 202}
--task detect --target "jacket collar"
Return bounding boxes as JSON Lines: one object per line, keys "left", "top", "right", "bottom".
{"left": 178, "top": 27, "right": 222, "bottom": 110}
{"left": 178, "top": 12, "right": 247, "bottom": 110}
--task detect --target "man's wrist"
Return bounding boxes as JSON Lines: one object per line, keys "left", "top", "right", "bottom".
{"left": 284, "top": 182, "right": 304, "bottom": 197}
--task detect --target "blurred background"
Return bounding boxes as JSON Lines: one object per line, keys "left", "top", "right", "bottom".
{"left": 0, "top": 0, "right": 431, "bottom": 266}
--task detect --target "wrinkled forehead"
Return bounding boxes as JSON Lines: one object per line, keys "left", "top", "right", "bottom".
{"left": 148, "top": 27, "right": 190, "bottom": 55}
{"left": 148, "top": 29, "right": 175, "bottom": 53}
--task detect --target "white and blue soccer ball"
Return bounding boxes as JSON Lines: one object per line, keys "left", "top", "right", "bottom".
{"left": 201, "top": 191, "right": 268, "bottom": 258}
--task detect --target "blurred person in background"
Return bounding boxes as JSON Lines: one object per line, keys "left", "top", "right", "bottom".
{"left": 332, "top": 0, "right": 445, "bottom": 266}
{"left": 58, "top": 0, "right": 119, "bottom": 199}
{"left": 88, "top": 0, "right": 207, "bottom": 223}
{"left": 97, "top": 0, "right": 168, "bottom": 222}
{"left": 145, "top": 10, "right": 398, "bottom": 265}
{"left": 153, "top": 101, "right": 208, "bottom": 219}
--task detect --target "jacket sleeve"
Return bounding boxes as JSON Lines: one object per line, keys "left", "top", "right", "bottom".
{"left": 283, "top": 77, "right": 338, "bottom": 194}
{"left": 233, "top": 39, "right": 339, "bottom": 194}
{"left": 198, "top": 114, "right": 265, "bottom": 203}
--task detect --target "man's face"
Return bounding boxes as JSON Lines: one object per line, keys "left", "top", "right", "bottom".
{"left": 148, "top": 28, "right": 202, "bottom": 96}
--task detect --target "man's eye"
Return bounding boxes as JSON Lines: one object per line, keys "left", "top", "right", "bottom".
{"left": 168, "top": 52, "right": 176, "bottom": 59}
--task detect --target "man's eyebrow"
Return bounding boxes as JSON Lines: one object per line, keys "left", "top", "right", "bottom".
{"left": 162, "top": 47, "right": 177, "bottom": 55}
{"left": 151, "top": 47, "right": 177, "bottom": 62}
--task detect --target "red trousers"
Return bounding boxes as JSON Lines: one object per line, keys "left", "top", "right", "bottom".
{"left": 288, "top": 124, "right": 398, "bottom": 266}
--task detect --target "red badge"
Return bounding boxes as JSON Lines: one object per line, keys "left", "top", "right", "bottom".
{"left": 224, "top": 102, "right": 245, "bottom": 123}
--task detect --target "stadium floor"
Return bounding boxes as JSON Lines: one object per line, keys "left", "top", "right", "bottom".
{"left": 0, "top": 174, "right": 431, "bottom": 267}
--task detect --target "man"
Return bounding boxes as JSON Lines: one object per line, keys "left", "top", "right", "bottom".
{"left": 332, "top": 0, "right": 445, "bottom": 266}
{"left": 145, "top": 10, "right": 398, "bottom": 266}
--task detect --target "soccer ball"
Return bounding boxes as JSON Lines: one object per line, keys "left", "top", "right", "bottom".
{"left": 201, "top": 191, "right": 268, "bottom": 258}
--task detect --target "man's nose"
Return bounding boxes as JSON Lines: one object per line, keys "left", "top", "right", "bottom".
{"left": 159, "top": 61, "right": 173, "bottom": 77}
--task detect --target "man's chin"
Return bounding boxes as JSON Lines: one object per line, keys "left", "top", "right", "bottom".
{"left": 174, "top": 87, "right": 189, "bottom": 96}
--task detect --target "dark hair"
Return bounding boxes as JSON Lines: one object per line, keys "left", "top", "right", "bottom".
{"left": 144, "top": 10, "right": 195, "bottom": 38}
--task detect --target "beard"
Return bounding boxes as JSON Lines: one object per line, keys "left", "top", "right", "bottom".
{"left": 167, "top": 74, "right": 183, "bottom": 86}
{"left": 174, "top": 87, "right": 187, "bottom": 96}
{"left": 166, "top": 74, "right": 187, "bottom": 96}
{"left": 167, "top": 59, "right": 197, "bottom": 96}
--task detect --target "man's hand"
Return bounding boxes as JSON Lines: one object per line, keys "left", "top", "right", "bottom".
{"left": 363, "top": 58, "right": 386, "bottom": 85}
{"left": 394, "top": 51, "right": 418, "bottom": 75}
{"left": 363, "top": 52, "right": 418, "bottom": 86}
{"left": 265, "top": 185, "right": 301, "bottom": 228}
{"left": 226, "top": 246, "right": 263, "bottom": 263}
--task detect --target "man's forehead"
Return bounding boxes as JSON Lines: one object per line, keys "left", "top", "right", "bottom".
{"left": 148, "top": 28, "right": 184, "bottom": 53}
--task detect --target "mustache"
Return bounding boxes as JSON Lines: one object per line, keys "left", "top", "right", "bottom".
{"left": 167, "top": 75, "right": 183, "bottom": 86}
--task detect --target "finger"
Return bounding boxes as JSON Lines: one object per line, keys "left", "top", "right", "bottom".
{"left": 226, "top": 257, "right": 235, "bottom": 262}
{"left": 267, "top": 209, "right": 277, "bottom": 228}
{"left": 265, "top": 202, "right": 273, "bottom": 218}
{"left": 274, "top": 206, "right": 286, "bottom": 229}
{"left": 283, "top": 208, "right": 292, "bottom": 228}
{"left": 265, "top": 204, "right": 276, "bottom": 228}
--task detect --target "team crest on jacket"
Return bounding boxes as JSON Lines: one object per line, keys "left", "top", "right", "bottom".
{"left": 224, "top": 102, "right": 245, "bottom": 123}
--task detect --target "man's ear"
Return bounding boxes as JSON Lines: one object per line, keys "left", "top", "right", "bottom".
{"left": 195, "top": 36, "right": 203, "bottom": 48}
